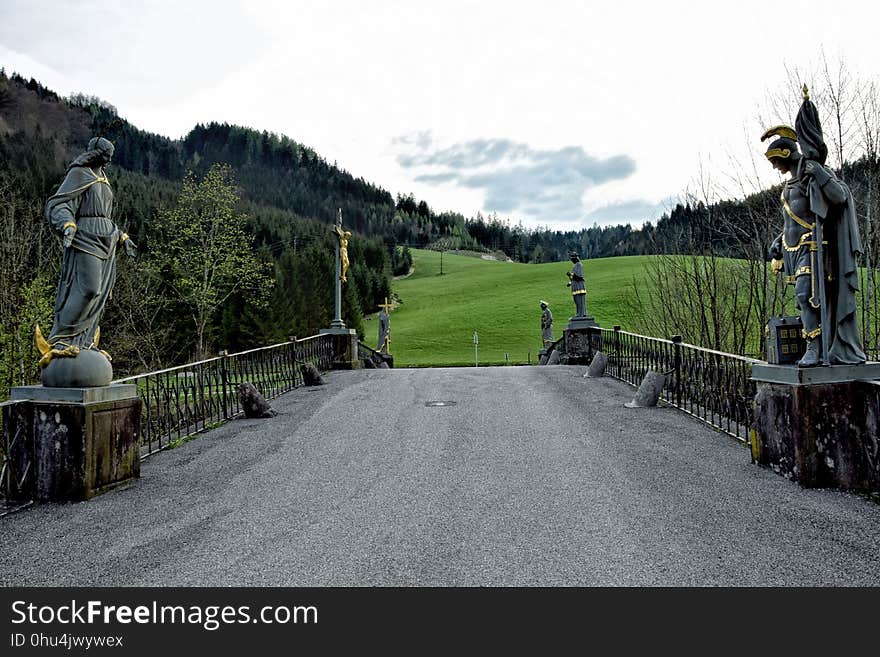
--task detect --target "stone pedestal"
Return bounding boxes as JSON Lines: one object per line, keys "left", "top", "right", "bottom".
{"left": 319, "top": 327, "right": 361, "bottom": 369}
{"left": 751, "top": 363, "right": 880, "bottom": 495}
{"left": 2, "top": 385, "right": 141, "bottom": 502}
{"left": 563, "top": 318, "right": 601, "bottom": 365}
{"left": 566, "top": 315, "right": 599, "bottom": 331}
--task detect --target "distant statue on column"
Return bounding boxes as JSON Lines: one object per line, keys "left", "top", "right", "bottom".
{"left": 540, "top": 300, "right": 553, "bottom": 346}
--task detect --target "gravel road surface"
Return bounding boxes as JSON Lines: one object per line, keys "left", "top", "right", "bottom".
{"left": 3, "top": 366, "right": 879, "bottom": 586}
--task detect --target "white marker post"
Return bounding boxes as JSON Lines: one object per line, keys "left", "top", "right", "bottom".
{"left": 473, "top": 331, "right": 479, "bottom": 367}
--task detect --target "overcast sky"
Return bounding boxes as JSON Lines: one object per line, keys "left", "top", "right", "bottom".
{"left": 2, "top": 0, "right": 879, "bottom": 230}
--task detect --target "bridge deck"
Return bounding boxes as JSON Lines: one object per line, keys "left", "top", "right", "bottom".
{"left": 2, "top": 366, "right": 879, "bottom": 586}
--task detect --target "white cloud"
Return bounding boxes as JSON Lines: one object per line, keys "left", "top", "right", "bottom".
{"left": 396, "top": 133, "right": 637, "bottom": 223}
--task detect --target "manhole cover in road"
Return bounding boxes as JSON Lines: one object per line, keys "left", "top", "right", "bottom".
{"left": 425, "top": 401, "right": 457, "bottom": 407}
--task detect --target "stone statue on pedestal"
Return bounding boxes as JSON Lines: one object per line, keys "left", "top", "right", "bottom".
{"left": 540, "top": 300, "right": 553, "bottom": 346}
{"left": 37, "top": 137, "right": 137, "bottom": 387}
{"left": 566, "top": 251, "right": 587, "bottom": 318}
{"left": 763, "top": 86, "right": 865, "bottom": 367}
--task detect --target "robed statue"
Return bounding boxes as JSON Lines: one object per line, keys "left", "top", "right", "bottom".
{"left": 37, "top": 137, "right": 137, "bottom": 387}
{"left": 540, "top": 300, "right": 554, "bottom": 346}
{"left": 378, "top": 307, "right": 390, "bottom": 352}
{"left": 565, "top": 251, "right": 587, "bottom": 318}
{"left": 764, "top": 86, "right": 865, "bottom": 367}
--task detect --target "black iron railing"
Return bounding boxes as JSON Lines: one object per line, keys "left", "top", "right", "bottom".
{"left": 0, "top": 402, "right": 31, "bottom": 514}
{"left": 114, "top": 334, "right": 335, "bottom": 457}
{"left": 599, "top": 326, "right": 759, "bottom": 442}
{"left": 357, "top": 341, "right": 383, "bottom": 364}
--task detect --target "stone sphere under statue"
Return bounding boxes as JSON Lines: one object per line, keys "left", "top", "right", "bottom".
{"left": 40, "top": 349, "right": 113, "bottom": 388}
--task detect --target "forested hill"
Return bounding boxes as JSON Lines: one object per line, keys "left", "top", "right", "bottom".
{"left": 3, "top": 69, "right": 880, "bottom": 393}
{"left": 0, "top": 69, "right": 712, "bottom": 267}
{"left": 3, "top": 69, "right": 879, "bottom": 268}
{"left": 0, "top": 72, "right": 394, "bottom": 235}
{"left": 0, "top": 70, "right": 416, "bottom": 391}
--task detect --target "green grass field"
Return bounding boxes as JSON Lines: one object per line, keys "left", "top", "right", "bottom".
{"left": 367, "top": 250, "right": 654, "bottom": 366}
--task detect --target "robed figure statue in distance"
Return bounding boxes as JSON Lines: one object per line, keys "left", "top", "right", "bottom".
{"left": 38, "top": 136, "right": 137, "bottom": 387}
{"left": 764, "top": 85, "right": 865, "bottom": 367}
{"left": 377, "top": 297, "right": 392, "bottom": 353}
{"left": 566, "top": 251, "right": 587, "bottom": 318}
{"left": 540, "top": 300, "right": 553, "bottom": 347}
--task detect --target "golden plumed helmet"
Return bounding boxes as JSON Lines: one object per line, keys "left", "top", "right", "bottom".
{"left": 760, "top": 125, "right": 799, "bottom": 162}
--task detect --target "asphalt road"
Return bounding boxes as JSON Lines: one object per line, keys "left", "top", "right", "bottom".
{"left": 3, "top": 366, "right": 880, "bottom": 586}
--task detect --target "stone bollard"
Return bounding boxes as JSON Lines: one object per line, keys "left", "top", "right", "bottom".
{"left": 546, "top": 349, "right": 561, "bottom": 365}
{"left": 625, "top": 371, "right": 666, "bottom": 408}
{"left": 301, "top": 363, "right": 325, "bottom": 386}
{"left": 585, "top": 351, "right": 608, "bottom": 378}
{"left": 237, "top": 383, "right": 277, "bottom": 418}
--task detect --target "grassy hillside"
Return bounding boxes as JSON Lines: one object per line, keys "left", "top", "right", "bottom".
{"left": 368, "top": 250, "right": 653, "bottom": 366}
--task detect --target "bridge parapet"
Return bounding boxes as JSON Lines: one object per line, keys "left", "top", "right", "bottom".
{"left": 1, "top": 333, "right": 339, "bottom": 507}
{"left": 599, "top": 327, "right": 759, "bottom": 443}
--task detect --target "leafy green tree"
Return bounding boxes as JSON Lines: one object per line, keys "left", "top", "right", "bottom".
{"left": 153, "top": 164, "right": 274, "bottom": 360}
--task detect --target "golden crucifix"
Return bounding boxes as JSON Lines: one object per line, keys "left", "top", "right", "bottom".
{"left": 334, "top": 208, "right": 352, "bottom": 283}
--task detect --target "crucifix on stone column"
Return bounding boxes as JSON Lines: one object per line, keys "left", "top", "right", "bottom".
{"left": 330, "top": 208, "right": 350, "bottom": 329}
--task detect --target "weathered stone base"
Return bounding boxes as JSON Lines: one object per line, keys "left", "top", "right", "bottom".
{"left": 752, "top": 379, "right": 880, "bottom": 495}
{"left": 563, "top": 321, "right": 601, "bottom": 365}
{"left": 566, "top": 315, "right": 599, "bottom": 331}
{"left": 319, "top": 327, "right": 361, "bottom": 369}
{"left": 2, "top": 387, "right": 142, "bottom": 502}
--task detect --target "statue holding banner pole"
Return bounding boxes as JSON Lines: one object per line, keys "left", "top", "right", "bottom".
{"left": 764, "top": 85, "right": 865, "bottom": 367}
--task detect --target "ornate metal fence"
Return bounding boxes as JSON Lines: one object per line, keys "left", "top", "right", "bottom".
{"left": 0, "top": 402, "right": 32, "bottom": 515}
{"left": 357, "top": 341, "right": 382, "bottom": 364}
{"left": 598, "top": 326, "right": 759, "bottom": 442}
{"left": 357, "top": 341, "right": 398, "bottom": 368}
{"left": 114, "top": 334, "right": 335, "bottom": 457}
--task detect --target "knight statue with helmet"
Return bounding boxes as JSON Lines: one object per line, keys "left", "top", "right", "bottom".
{"left": 763, "top": 85, "right": 865, "bottom": 367}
